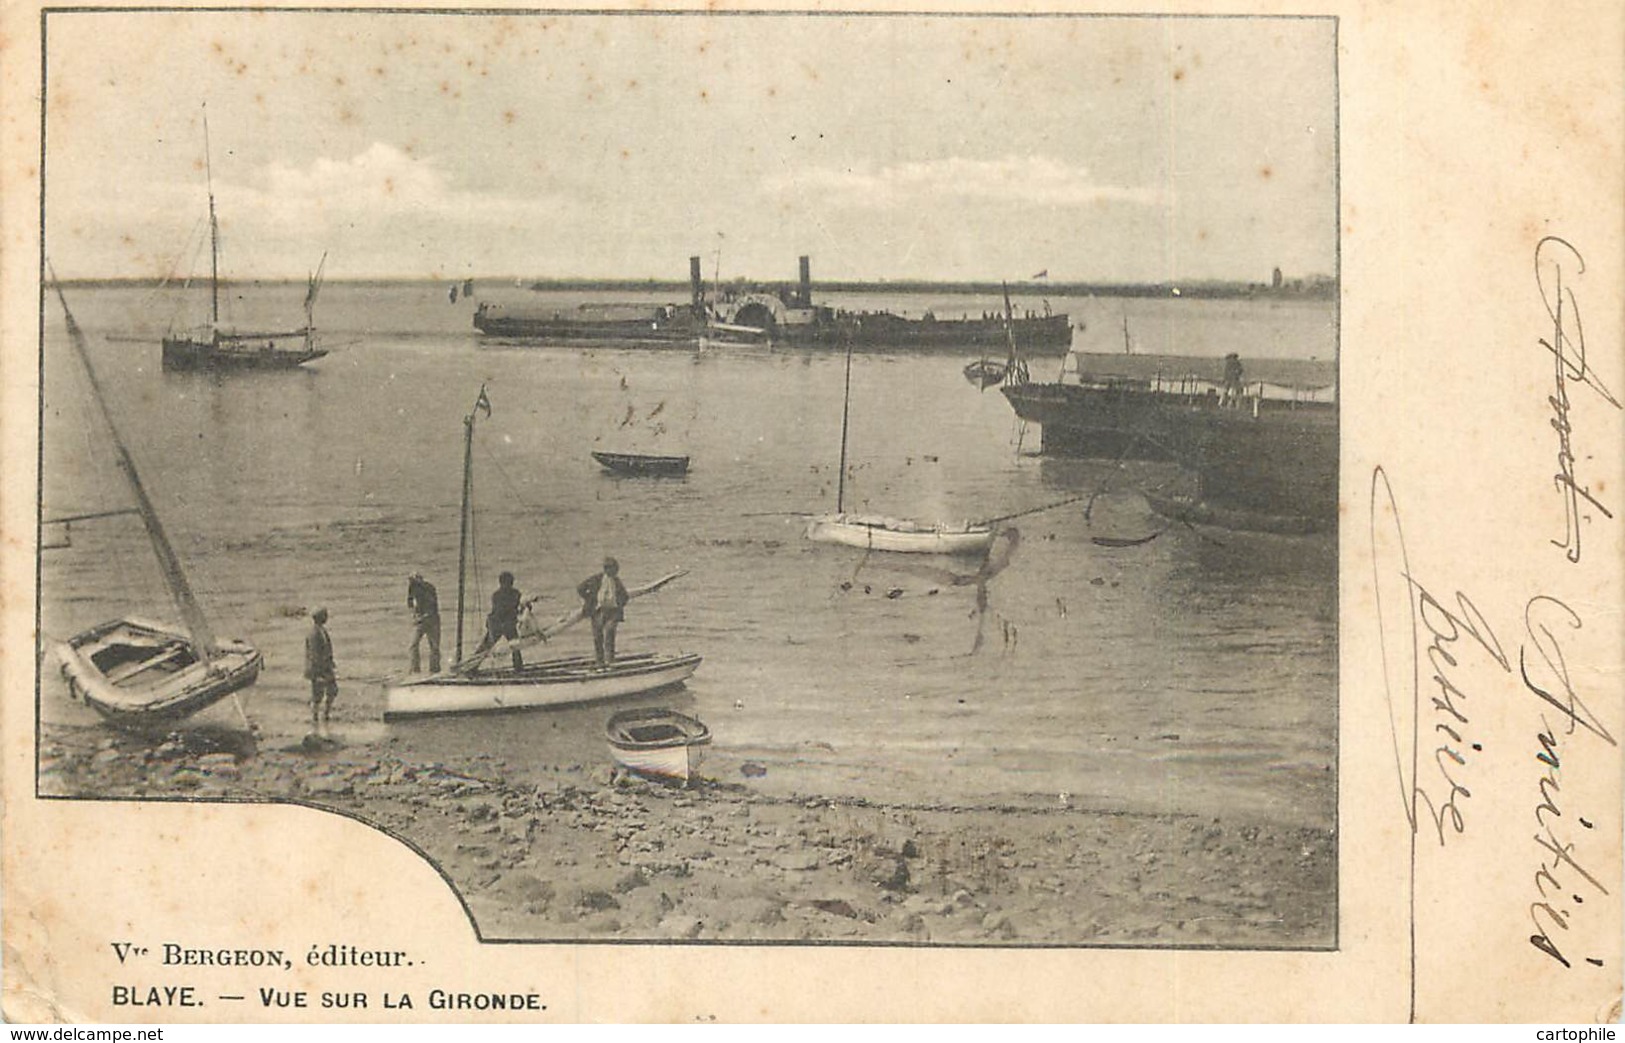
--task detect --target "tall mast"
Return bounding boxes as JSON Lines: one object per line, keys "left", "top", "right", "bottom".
{"left": 456, "top": 410, "right": 474, "bottom": 662}
{"left": 836, "top": 337, "right": 852, "bottom": 514}
{"left": 203, "top": 105, "right": 220, "bottom": 328}
{"left": 49, "top": 275, "right": 217, "bottom": 662}
{"left": 455, "top": 386, "right": 490, "bottom": 662}
{"left": 1001, "top": 282, "right": 1017, "bottom": 367}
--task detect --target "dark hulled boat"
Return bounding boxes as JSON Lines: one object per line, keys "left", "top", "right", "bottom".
{"left": 473, "top": 301, "right": 765, "bottom": 346}
{"left": 1002, "top": 353, "right": 1337, "bottom": 533}
{"left": 480, "top": 255, "right": 1073, "bottom": 354}
{"left": 591, "top": 451, "right": 690, "bottom": 478}
{"left": 162, "top": 109, "right": 328, "bottom": 373}
{"left": 474, "top": 256, "right": 766, "bottom": 347}
{"left": 729, "top": 258, "right": 1073, "bottom": 354}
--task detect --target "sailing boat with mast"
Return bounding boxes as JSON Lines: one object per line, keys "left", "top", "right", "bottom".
{"left": 48, "top": 277, "right": 262, "bottom": 729}
{"left": 806, "top": 339, "right": 996, "bottom": 556}
{"left": 383, "top": 387, "right": 700, "bottom": 720}
{"left": 161, "top": 107, "right": 328, "bottom": 372}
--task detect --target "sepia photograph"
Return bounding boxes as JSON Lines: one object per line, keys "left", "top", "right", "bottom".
{"left": 31, "top": 10, "right": 1343, "bottom": 953}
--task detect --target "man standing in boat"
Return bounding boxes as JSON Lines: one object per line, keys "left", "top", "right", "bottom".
{"left": 578, "top": 557, "right": 629, "bottom": 667}
{"left": 407, "top": 572, "right": 441, "bottom": 674}
{"left": 304, "top": 607, "right": 338, "bottom": 729}
{"left": 474, "top": 571, "right": 524, "bottom": 670}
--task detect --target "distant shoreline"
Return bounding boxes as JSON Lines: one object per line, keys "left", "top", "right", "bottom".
{"left": 56, "top": 276, "right": 1338, "bottom": 301}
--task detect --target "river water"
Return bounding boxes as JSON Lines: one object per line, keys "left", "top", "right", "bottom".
{"left": 38, "top": 283, "right": 1336, "bottom": 831}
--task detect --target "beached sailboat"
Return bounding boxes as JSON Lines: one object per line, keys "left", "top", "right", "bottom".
{"left": 161, "top": 108, "right": 328, "bottom": 372}
{"left": 48, "top": 278, "right": 262, "bottom": 730}
{"left": 382, "top": 388, "right": 700, "bottom": 720}
{"left": 806, "top": 340, "right": 996, "bottom": 556}
{"left": 605, "top": 708, "right": 712, "bottom": 783}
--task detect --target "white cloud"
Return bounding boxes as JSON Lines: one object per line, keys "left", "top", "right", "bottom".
{"left": 261, "top": 143, "right": 449, "bottom": 213}
{"left": 53, "top": 143, "right": 580, "bottom": 277}
{"left": 245, "top": 143, "right": 568, "bottom": 226}
{"left": 765, "top": 156, "right": 1165, "bottom": 210}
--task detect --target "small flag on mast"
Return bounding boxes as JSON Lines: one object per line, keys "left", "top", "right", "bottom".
{"left": 474, "top": 385, "right": 493, "bottom": 418}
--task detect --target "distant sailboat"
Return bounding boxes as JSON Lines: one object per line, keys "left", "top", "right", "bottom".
{"left": 161, "top": 106, "right": 328, "bottom": 372}
{"left": 49, "top": 276, "right": 262, "bottom": 730}
{"left": 808, "top": 339, "right": 995, "bottom": 556}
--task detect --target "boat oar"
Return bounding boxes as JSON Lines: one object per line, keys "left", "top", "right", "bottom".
{"left": 452, "top": 569, "right": 690, "bottom": 673}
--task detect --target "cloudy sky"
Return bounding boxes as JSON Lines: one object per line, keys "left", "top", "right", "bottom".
{"left": 44, "top": 12, "right": 1335, "bottom": 283}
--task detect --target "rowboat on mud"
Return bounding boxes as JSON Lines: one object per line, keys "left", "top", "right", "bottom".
{"left": 48, "top": 277, "right": 261, "bottom": 732}
{"left": 382, "top": 386, "right": 699, "bottom": 720}
{"left": 605, "top": 707, "right": 713, "bottom": 783}
{"left": 591, "top": 451, "right": 691, "bottom": 478}
{"left": 58, "top": 618, "right": 261, "bottom": 729}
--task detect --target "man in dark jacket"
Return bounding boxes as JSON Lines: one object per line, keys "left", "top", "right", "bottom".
{"left": 577, "top": 557, "right": 629, "bottom": 667}
{"left": 407, "top": 573, "right": 441, "bottom": 674}
{"left": 475, "top": 571, "right": 524, "bottom": 670}
{"left": 304, "top": 607, "right": 337, "bottom": 728}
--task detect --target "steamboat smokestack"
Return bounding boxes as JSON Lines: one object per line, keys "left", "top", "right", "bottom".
{"left": 690, "top": 256, "right": 704, "bottom": 311}
{"left": 798, "top": 255, "right": 811, "bottom": 308}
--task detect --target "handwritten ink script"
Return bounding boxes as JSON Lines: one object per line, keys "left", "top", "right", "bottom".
{"left": 1534, "top": 237, "right": 1621, "bottom": 564}
{"left": 1371, "top": 467, "right": 1511, "bottom": 845}
{"left": 1523, "top": 595, "right": 1616, "bottom": 968}
{"left": 1370, "top": 466, "right": 1617, "bottom": 972}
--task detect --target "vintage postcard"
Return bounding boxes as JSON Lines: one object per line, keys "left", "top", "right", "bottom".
{"left": 1, "top": 0, "right": 1619, "bottom": 1024}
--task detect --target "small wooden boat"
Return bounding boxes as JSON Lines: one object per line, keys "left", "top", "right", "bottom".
{"left": 805, "top": 513, "right": 995, "bottom": 556}
{"left": 385, "top": 651, "right": 702, "bottom": 720}
{"left": 591, "top": 451, "right": 690, "bottom": 478}
{"left": 48, "top": 277, "right": 261, "bottom": 732}
{"left": 58, "top": 618, "right": 261, "bottom": 728}
{"left": 961, "top": 284, "right": 1029, "bottom": 391}
{"left": 605, "top": 707, "right": 712, "bottom": 783}
{"left": 962, "top": 358, "right": 1010, "bottom": 389}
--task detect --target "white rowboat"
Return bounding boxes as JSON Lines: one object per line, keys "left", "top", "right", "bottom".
{"left": 605, "top": 707, "right": 712, "bottom": 783}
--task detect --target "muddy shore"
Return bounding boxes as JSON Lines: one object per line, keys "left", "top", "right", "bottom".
{"left": 39, "top": 726, "right": 1334, "bottom": 947}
